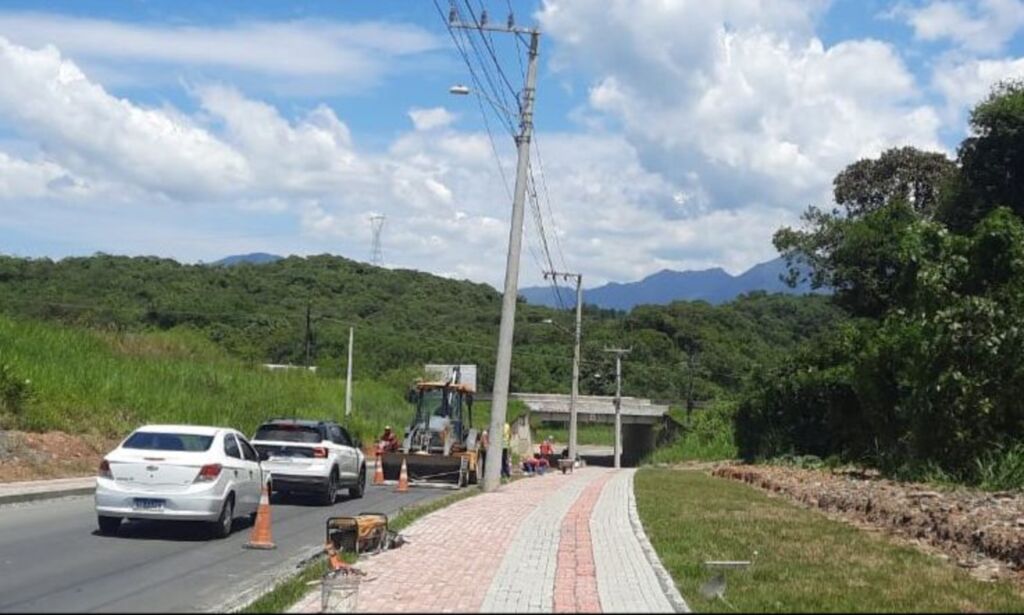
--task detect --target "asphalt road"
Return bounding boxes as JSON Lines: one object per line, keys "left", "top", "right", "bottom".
{"left": 0, "top": 476, "right": 445, "bottom": 613}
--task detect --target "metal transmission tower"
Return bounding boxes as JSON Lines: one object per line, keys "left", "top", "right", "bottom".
{"left": 447, "top": 7, "right": 541, "bottom": 492}
{"left": 603, "top": 347, "right": 632, "bottom": 468}
{"left": 369, "top": 215, "right": 386, "bottom": 266}
{"left": 543, "top": 270, "right": 583, "bottom": 463}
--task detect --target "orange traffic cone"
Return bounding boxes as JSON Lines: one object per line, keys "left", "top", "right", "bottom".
{"left": 244, "top": 480, "right": 276, "bottom": 550}
{"left": 397, "top": 457, "right": 409, "bottom": 492}
{"left": 325, "top": 540, "right": 349, "bottom": 572}
{"left": 373, "top": 454, "right": 384, "bottom": 485}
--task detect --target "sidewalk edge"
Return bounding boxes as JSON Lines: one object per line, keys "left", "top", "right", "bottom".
{"left": 626, "top": 469, "right": 691, "bottom": 614}
{"left": 0, "top": 485, "right": 95, "bottom": 506}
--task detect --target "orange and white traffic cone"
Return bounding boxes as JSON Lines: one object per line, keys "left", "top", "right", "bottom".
{"left": 397, "top": 458, "right": 409, "bottom": 492}
{"left": 373, "top": 454, "right": 385, "bottom": 485}
{"left": 325, "top": 540, "right": 348, "bottom": 572}
{"left": 244, "top": 479, "right": 276, "bottom": 550}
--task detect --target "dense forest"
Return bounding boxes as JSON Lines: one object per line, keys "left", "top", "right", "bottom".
{"left": 0, "top": 251, "right": 840, "bottom": 409}
{"left": 738, "top": 80, "right": 1024, "bottom": 487}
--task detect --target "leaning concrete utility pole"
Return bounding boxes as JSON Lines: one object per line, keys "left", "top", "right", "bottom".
{"left": 345, "top": 327, "right": 354, "bottom": 416}
{"left": 451, "top": 13, "right": 541, "bottom": 492}
{"left": 544, "top": 271, "right": 583, "bottom": 462}
{"left": 604, "top": 347, "right": 631, "bottom": 468}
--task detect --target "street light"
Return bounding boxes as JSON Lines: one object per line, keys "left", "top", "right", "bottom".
{"left": 449, "top": 84, "right": 471, "bottom": 95}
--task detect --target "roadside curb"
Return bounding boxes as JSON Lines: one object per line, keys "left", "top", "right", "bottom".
{"left": 0, "top": 480, "right": 95, "bottom": 506}
{"left": 627, "top": 470, "right": 691, "bottom": 613}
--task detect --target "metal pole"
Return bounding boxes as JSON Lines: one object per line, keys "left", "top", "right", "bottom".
{"left": 482, "top": 29, "right": 540, "bottom": 492}
{"left": 604, "top": 347, "right": 631, "bottom": 468}
{"left": 304, "top": 302, "right": 312, "bottom": 368}
{"left": 345, "top": 327, "right": 354, "bottom": 416}
{"left": 542, "top": 271, "right": 583, "bottom": 463}
{"left": 570, "top": 275, "right": 582, "bottom": 461}
{"left": 614, "top": 353, "right": 622, "bottom": 468}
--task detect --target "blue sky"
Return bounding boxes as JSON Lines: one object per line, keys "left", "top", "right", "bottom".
{"left": 0, "top": 1, "right": 1022, "bottom": 288}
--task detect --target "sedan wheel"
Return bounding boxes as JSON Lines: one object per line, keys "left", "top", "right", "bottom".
{"left": 211, "top": 496, "right": 234, "bottom": 539}
{"left": 97, "top": 515, "right": 121, "bottom": 536}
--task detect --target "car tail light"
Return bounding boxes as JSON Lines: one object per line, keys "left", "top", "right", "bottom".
{"left": 98, "top": 459, "right": 112, "bottom": 480}
{"left": 312, "top": 447, "right": 328, "bottom": 458}
{"left": 195, "top": 463, "right": 222, "bottom": 482}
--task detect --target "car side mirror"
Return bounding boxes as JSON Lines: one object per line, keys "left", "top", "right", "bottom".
{"left": 406, "top": 388, "right": 418, "bottom": 403}
{"left": 353, "top": 438, "right": 362, "bottom": 450}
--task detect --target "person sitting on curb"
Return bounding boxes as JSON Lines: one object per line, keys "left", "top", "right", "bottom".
{"left": 521, "top": 453, "right": 550, "bottom": 476}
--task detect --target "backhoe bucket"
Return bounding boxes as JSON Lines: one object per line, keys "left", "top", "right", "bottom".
{"left": 380, "top": 452, "right": 468, "bottom": 487}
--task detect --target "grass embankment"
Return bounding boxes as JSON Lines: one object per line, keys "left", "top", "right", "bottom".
{"left": 647, "top": 402, "right": 738, "bottom": 464}
{"left": 533, "top": 422, "right": 615, "bottom": 446}
{"left": 0, "top": 316, "right": 412, "bottom": 443}
{"left": 240, "top": 487, "right": 481, "bottom": 613}
{"left": 635, "top": 468, "right": 1024, "bottom": 612}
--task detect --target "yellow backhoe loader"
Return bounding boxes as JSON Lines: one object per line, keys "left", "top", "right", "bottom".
{"left": 380, "top": 378, "right": 483, "bottom": 487}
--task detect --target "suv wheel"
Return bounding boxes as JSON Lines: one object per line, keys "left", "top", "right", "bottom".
{"left": 349, "top": 465, "right": 366, "bottom": 498}
{"left": 321, "top": 471, "right": 338, "bottom": 506}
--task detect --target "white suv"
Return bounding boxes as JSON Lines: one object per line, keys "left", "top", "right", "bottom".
{"left": 250, "top": 419, "right": 366, "bottom": 505}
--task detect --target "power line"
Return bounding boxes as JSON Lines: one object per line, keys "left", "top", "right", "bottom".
{"left": 532, "top": 137, "right": 570, "bottom": 272}
{"left": 526, "top": 167, "right": 566, "bottom": 309}
{"left": 431, "top": 0, "right": 517, "bottom": 135}
{"left": 463, "top": 0, "right": 521, "bottom": 106}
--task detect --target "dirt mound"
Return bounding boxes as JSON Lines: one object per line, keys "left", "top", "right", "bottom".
{"left": 713, "top": 464, "right": 1024, "bottom": 583}
{"left": 0, "top": 430, "right": 117, "bottom": 482}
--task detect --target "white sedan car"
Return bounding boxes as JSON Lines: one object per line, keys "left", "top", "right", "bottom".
{"left": 95, "top": 424, "right": 265, "bottom": 538}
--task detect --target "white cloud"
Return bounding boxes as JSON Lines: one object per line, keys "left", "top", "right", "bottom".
{"left": 0, "top": 152, "right": 80, "bottom": 199}
{"left": 0, "top": 12, "right": 440, "bottom": 91}
{"left": 0, "top": 36, "right": 250, "bottom": 199}
{"left": 408, "top": 107, "right": 457, "bottom": 131}
{"left": 539, "top": 0, "right": 945, "bottom": 244}
{"left": 899, "top": 0, "right": 1024, "bottom": 54}
{"left": 932, "top": 55, "right": 1024, "bottom": 124}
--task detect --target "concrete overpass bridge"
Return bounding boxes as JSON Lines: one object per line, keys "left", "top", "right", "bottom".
{"left": 510, "top": 393, "right": 671, "bottom": 466}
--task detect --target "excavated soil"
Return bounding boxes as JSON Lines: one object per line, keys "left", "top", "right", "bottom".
{"left": 712, "top": 463, "right": 1024, "bottom": 586}
{"left": 0, "top": 430, "right": 116, "bottom": 481}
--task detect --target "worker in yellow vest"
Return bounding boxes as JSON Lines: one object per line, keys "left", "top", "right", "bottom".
{"left": 501, "top": 422, "right": 511, "bottom": 478}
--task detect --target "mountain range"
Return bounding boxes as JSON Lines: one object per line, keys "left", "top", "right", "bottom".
{"left": 519, "top": 257, "right": 818, "bottom": 310}
{"left": 211, "top": 252, "right": 817, "bottom": 311}
{"left": 211, "top": 252, "right": 283, "bottom": 267}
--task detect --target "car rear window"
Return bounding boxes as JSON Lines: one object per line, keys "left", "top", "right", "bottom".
{"left": 253, "top": 424, "right": 322, "bottom": 443}
{"left": 123, "top": 432, "right": 214, "bottom": 452}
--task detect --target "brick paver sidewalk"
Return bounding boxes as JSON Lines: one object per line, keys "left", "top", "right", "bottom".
{"left": 289, "top": 467, "right": 688, "bottom": 613}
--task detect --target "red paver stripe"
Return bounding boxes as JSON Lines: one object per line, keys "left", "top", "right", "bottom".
{"left": 553, "top": 470, "right": 616, "bottom": 613}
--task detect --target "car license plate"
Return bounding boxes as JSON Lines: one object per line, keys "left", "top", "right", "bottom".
{"left": 269, "top": 456, "right": 291, "bottom": 463}
{"left": 133, "top": 498, "right": 165, "bottom": 510}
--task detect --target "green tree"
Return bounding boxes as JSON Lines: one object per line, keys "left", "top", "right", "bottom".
{"left": 775, "top": 147, "right": 955, "bottom": 317}
{"left": 940, "top": 80, "right": 1024, "bottom": 233}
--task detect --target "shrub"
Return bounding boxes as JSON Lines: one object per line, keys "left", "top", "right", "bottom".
{"left": 0, "top": 358, "right": 32, "bottom": 423}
